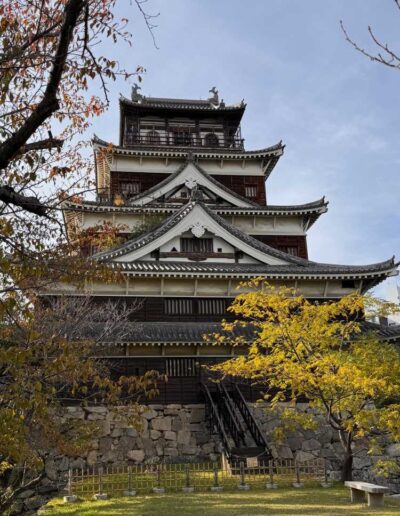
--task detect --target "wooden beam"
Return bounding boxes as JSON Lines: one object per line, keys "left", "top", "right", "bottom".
{"left": 323, "top": 280, "right": 329, "bottom": 298}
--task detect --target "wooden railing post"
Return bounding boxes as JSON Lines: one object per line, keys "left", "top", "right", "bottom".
{"left": 238, "top": 461, "right": 249, "bottom": 491}
{"left": 124, "top": 465, "right": 136, "bottom": 497}
{"left": 182, "top": 463, "right": 194, "bottom": 493}
{"left": 211, "top": 462, "right": 223, "bottom": 492}
{"left": 93, "top": 466, "right": 108, "bottom": 500}
{"left": 292, "top": 460, "right": 304, "bottom": 488}
{"left": 266, "top": 460, "right": 278, "bottom": 489}
{"left": 320, "top": 459, "right": 331, "bottom": 488}
{"left": 63, "top": 468, "right": 78, "bottom": 504}
{"left": 153, "top": 464, "right": 165, "bottom": 494}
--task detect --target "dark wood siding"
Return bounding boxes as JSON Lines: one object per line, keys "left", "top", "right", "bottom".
{"left": 251, "top": 235, "right": 308, "bottom": 259}
{"left": 108, "top": 357, "right": 260, "bottom": 404}
{"left": 110, "top": 172, "right": 169, "bottom": 198}
{"left": 213, "top": 175, "right": 266, "bottom": 205}
{"left": 109, "top": 170, "right": 266, "bottom": 206}
{"left": 85, "top": 296, "right": 235, "bottom": 322}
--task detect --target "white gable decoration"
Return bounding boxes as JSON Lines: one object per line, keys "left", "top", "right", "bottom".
{"left": 191, "top": 222, "right": 206, "bottom": 238}
{"left": 129, "top": 162, "right": 256, "bottom": 208}
{"left": 105, "top": 203, "right": 294, "bottom": 266}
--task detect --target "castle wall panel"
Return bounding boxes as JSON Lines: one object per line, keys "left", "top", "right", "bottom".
{"left": 251, "top": 235, "right": 308, "bottom": 259}
{"left": 108, "top": 357, "right": 260, "bottom": 404}
{"left": 213, "top": 174, "right": 266, "bottom": 205}
{"left": 110, "top": 171, "right": 169, "bottom": 197}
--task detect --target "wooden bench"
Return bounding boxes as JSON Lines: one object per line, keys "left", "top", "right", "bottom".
{"left": 345, "top": 481, "right": 389, "bottom": 508}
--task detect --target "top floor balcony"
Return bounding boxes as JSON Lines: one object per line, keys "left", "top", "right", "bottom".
{"left": 122, "top": 127, "right": 245, "bottom": 150}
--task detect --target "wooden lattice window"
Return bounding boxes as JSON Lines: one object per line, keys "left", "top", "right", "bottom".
{"left": 125, "top": 118, "right": 139, "bottom": 145}
{"left": 121, "top": 181, "right": 140, "bottom": 195}
{"left": 165, "top": 299, "right": 193, "bottom": 315}
{"left": 198, "top": 298, "right": 227, "bottom": 315}
{"left": 166, "top": 358, "right": 197, "bottom": 377}
{"left": 204, "top": 133, "right": 219, "bottom": 147}
{"left": 181, "top": 238, "right": 213, "bottom": 253}
{"left": 245, "top": 186, "right": 257, "bottom": 198}
{"left": 278, "top": 245, "right": 299, "bottom": 256}
{"left": 174, "top": 130, "right": 192, "bottom": 146}
{"left": 146, "top": 130, "right": 161, "bottom": 145}
{"left": 285, "top": 246, "right": 299, "bottom": 256}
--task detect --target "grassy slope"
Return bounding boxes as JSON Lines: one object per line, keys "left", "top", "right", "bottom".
{"left": 43, "top": 486, "right": 400, "bottom": 515}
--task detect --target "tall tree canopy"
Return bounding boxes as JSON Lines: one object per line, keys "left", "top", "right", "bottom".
{"left": 0, "top": 1, "right": 159, "bottom": 512}
{"left": 211, "top": 282, "right": 400, "bottom": 481}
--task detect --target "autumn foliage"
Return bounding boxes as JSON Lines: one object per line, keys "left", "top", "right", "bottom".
{"left": 211, "top": 281, "right": 400, "bottom": 481}
{"left": 0, "top": 1, "right": 155, "bottom": 512}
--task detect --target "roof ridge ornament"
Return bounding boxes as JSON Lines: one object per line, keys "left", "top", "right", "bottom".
{"left": 208, "top": 86, "right": 219, "bottom": 106}
{"left": 131, "top": 84, "right": 143, "bottom": 102}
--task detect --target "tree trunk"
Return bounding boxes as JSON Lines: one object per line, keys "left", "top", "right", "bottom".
{"left": 341, "top": 451, "right": 353, "bottom": 481}
{"left": 337, "top": 428, "right": 353, "bottom": 481}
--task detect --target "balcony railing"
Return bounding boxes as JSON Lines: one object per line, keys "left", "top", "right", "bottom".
{"left": 122, "top": 133, "right": 245, "bottom": 150}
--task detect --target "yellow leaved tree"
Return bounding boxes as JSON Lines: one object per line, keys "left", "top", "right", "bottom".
{"left": 211, "top": 281, "right": 400, "bottom": 481}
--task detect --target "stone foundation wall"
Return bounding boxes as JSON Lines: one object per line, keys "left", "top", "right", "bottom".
{"left": 55, "top": 404, "right": 220, "bottom": 471}
{"left": 26, "top": 401, "right": 398, "bottom": 510}
{"left": 50, "top": 402, "right": 399, "bottom": 492}
{"left": 10, "top": 401, "right": 400, "bottom": 513}
{"left": 250, "top": 402, "right": 400, "bottom": 492}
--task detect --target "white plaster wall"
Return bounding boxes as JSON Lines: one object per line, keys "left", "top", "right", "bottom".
{"left": 110, "top": 155, "right": 265, "bottom": 176}
{"left": 46, "top": 278, "right": 360, "bottom": 299}
{"left": 127, "top": 278, "right": 161, "bottom": 295}
{"left": 163, "top": 279, "right": 195, "bottom": 295}
{"left": 196, "top": 280, "right": 230, "bottom": 296}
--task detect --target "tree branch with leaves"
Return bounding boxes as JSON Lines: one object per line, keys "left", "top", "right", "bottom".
{"left": 211, "top": 282, "right": 400, "bottom": 481}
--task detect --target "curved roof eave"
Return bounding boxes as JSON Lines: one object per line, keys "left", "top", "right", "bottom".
{"left": 62, "top": 197, "right": 328, "bottom": 215}
{"left": 119, "top": 94, "right": 246, "bottom": 113}
{"left": 108, "top": 258, "right": 397, "bottom": 280}
{"left": 89, "top": 199, "right": 397, "bottom": 282}
{"left": 92, "top": 134, "right": 284, "bottom": 160}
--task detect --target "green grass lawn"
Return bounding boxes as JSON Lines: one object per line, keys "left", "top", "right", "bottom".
{"left": 42, "top": 485, "right": 400, "bottom": 515}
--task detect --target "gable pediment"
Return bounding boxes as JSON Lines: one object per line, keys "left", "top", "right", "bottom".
{"left": 94, "top": 201, "right": 306, "bottom": 267}
{"left": 129, "top": 162, "right": 257, "bottom": 208}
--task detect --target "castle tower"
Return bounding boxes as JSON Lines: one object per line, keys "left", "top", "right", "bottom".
{"left": 59, "top": 88, "right": 397, "bottom": 407}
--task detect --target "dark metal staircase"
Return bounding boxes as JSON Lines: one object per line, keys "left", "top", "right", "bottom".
{"left": 202, "top": 382, "right": 272, "bottom": 467}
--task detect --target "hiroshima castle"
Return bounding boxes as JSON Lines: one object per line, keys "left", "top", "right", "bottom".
{"left": 51, "top": 87, "right": 399, "bottom": 463}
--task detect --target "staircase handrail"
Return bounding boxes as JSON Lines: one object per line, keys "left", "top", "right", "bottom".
{"left": 201, "top": 383, "right": 232, "bottom": 459}
{"left": 220, "top": 383, "right": 247, "bottom": 439}
{"left": 216, "top": 383, "right": 245, "bottom": 447}
{"left": 232, "top": 385, "right": 271, "bottom": 454}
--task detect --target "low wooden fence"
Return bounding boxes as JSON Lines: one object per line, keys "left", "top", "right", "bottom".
{"left": 65, "top": 458, "right": 330, "bottom": 499}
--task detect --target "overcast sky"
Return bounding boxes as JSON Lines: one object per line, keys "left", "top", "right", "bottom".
{"left": 92, "top": 0, "right": 400, "bottom": 300}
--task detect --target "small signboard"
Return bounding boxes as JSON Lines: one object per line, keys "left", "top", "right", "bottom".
{"left": 246, "top": 457, "right": 258, "bottom": 468}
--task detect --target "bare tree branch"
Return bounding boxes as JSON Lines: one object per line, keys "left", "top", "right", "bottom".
{"left": 0, "top": 0, "right": 86, "bottom": 171}
{"left": 340, "top": 1, "right": 400, "bottom": 71}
